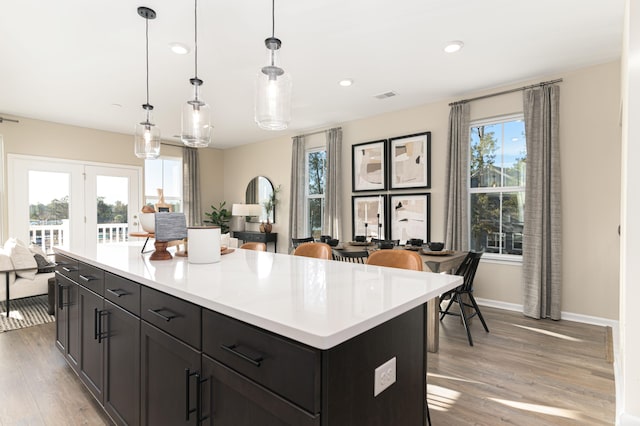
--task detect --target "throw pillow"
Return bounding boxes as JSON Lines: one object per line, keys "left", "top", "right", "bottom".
{"left": 29, "top": 244, "right": 48, "bottom": 258}
{"left": 33, "top": 253, "right": 55, "bottom": 273}
{"left": 4, "top": 238, "right": 38, "bottom": 280}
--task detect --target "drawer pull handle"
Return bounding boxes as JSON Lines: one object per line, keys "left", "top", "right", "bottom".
{"left": 220, "top": 344, "right": 264, "bottom": 367}
{"left": 62, "top": 266, "right": 78, "bottom": 272}
{"left": 148, "top": 308, "right": 177, "bottom": 322}
{"left": 107, "top": 288, "right": 128, "bottom": 298}
{"left": 79, "top": 274, "right": 98, "bottom": 282}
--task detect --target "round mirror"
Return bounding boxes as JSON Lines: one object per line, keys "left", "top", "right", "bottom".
{"left": 245, "top": 176, "right": 274, "bottom": 223}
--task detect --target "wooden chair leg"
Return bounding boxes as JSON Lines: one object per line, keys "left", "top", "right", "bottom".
{"left": 469, "top": 294, "right": 489, "bottom": 333}
{"left": 457, "top": 293, "right": 474, "bottom": 346}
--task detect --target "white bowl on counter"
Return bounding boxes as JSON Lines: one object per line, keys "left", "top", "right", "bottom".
{"left": 140, "top": 213, "right": 155, "bottom": 233}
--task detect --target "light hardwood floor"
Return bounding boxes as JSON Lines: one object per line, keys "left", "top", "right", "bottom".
{"left": 429, "top": 306, "right": 615, "bottom": 425}
{"left": 0, "top": 308, "right": 615, "bottom": 425}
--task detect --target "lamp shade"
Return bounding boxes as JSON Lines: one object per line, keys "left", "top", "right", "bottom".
{"left": 255, "top": 44, "right": 291, "bottom": 130}
{"left": 232, "top": 204, "right": 263, "bottom": 217}
{"left": 181, "top": 83, "right": 212, "bottom": 147}
{"left": 134, "top": 109, "right": 161, "bottom": 159}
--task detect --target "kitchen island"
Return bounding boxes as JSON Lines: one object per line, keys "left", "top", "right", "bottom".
{"left": 53, "top": 243, "right": 461, "bottom": 425}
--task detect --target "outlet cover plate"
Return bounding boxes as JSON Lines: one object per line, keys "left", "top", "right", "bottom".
{"left": 374, "top": 357, "right": 396, "bottom": 396}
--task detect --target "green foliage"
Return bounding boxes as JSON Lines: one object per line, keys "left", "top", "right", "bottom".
{"left": 204, "top": 201, "right": 232, "bottom": 234}
{"left": 262, "top": 185, "right": 281, "bottom": 215}
{"left": 308, "top": 151, "right": 326, "bottom": 195}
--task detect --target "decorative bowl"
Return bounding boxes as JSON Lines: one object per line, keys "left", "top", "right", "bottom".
{"left": 408, "top": 238, "right": 423, "bottom": 247}
{"left": 354, "top": 235, "right": 366, "bottom": 242}
{"left": 380, "top": 240, "right": 395, "bottom": 249}
{"left": 327, "top": 239, "right": 339, "bottom": 247}
{"left": 427, "top": 242, "right": 444, "bottom": 251}
{"left": 140, "top": 213, "right": 155, "bottom": 233}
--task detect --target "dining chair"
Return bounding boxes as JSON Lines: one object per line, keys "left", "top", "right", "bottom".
{"left": 364, "top": 247, "right": 430, "bottom": 425}
{"left": 366, "top": 249, "right": 423, "bottom": 271}
{"left": 293, "top": 242, "right": 332, "bottom": 260}
{"left": 240, "top": 242, "right": 266, "bottom": 251}
{"left": 291, "top": 237, "right": 314, "bottom": 248}
{"left": 439, "top": 251, "right": 488, "bottom": 346}
{"left": 332, "top": 249, "right": 369, "bottom": 264}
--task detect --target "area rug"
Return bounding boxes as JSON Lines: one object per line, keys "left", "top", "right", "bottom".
{"left": 0, "top": 295, "right": 55, "bottom": 332}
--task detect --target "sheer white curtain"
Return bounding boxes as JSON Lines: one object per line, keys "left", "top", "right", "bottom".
{"left": 444, "top": 102, "right": 470, "bottom": 250}
{"left": 182, "top": 147, "right": 202, "bottom": 226}
{"left": 288, "top": 136, "right": 306, "bottom": 251}
{"left": 522, "top": 84, "right": 562, "bottom": 320}
{"left": 323, "top": 128, "right": 342, "bottom": 239}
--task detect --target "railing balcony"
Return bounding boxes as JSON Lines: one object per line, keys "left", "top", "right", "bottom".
{"left": 29, "top": 220, "right": 129, "bottom": 254}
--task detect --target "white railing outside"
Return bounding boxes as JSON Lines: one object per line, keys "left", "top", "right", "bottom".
{"left": 29, "top": 220, "right": 129, "bottom": 254}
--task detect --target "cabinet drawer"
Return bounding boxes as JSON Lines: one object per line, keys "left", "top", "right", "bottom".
{"left": 202, "top": 310, "right": 321, "bottom": 414}
{"left": 141, "top": 287, "right": 201, "bottom": 349}
{"left": 242, "top": 233, "right": 265, "bottom": 243}
{"left": 77, "top": 261, "right": 104, "bottom": 295}
{"left": 55, "top": 253, "right": 79, "bottom": 282}
{"left": 105, "top": 272, "right": 140, "bottom": 316}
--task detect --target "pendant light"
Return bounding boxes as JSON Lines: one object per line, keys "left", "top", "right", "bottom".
{"left": 134, "top": 6, "right": 161, "bottom": 159}
{"left": 254, "top": 0, "right": 292, "bottom": 130}
{"left": 181, "top": 0, "right": 212, "bottom": 147}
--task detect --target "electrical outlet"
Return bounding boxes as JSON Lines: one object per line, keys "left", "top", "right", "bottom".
{"left": 374, "top": 357, "right": 396, "bottom": 396}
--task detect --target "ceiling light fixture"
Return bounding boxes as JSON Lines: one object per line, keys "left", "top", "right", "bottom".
{"left": 339, "top": 79, "right": 354, "bottom": 87}
{"left": 444, "top": 41, "right": 464, "bottom": 53}
{"left": 254, "top": 0, "right": 292, "bottom": 131}
{"left": 169, "top": 42, "right": 190, "bottom": 55}
{"left": 134, "top": 6, "right": 161, "bottom": 159}
{"left": 181, "top": 0, "right": 212, "bottom": 147}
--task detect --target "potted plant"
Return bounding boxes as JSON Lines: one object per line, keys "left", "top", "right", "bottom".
{"left": 261, "top": 185, "right": 281, "bottom": 233}
{"left": 204, "top": 201, "right": 232, "bottom": 234}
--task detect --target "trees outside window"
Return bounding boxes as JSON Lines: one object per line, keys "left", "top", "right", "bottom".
{"left": 306, "top": 148, "right": 326, "bottom": 239}
{"left": 469, "top": 115, "right": 526, "bottom": 257}
{"left": 144, "top": 157, "right": 182, "bottom": 212}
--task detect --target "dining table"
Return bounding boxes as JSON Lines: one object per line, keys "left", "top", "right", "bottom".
{"left": 334, "top": 243, "right": 468, "bottom": 352}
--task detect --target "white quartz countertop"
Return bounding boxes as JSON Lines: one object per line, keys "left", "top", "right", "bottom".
{"left": 55, "top": 243, "right": 462, "bottom": 350}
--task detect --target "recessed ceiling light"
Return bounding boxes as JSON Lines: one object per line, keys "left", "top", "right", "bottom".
{"left": 111, "top": 103, "right": 122, "bottom": 108}
{"left": 339, "top": 79, "right": 354, "bottom": 87}
{"left": 169, "top": 42, "right": 190, "bottom": 55}
{"left": 444, "top": 41, "right": 464, "bottom": 53}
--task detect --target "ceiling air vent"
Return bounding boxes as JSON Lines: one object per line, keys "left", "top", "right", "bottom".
{"left": 374, "top": 91, "right": 397, "bottom": 100}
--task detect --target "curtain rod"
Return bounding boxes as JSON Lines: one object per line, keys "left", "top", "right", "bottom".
{"left": 297, "top": 126, "right": 342, "bottom": 138}
{"left": 449, "top": 78, "right": 563, "bottom": 106}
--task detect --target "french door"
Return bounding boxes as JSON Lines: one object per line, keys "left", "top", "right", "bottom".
{"left": 8, "top": 155, "right": 141, "bottom": 256}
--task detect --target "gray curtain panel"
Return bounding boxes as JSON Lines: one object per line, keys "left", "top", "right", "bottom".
{"left": 444, "top": 102, "right": 470, "bottom": 250}
{"left": 182, "top": 146, "right": 202, "bottom": 226}
{"left": 323, "top": 128, "right": 342, "bottom": 240}
{"left": 288, "top": 136, "right": 306, "bottom": 251}
{"left": 522, "top": 85, "right": 562, "bottom": 320}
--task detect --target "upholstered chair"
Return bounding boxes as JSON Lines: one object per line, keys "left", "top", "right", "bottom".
{"left": 293, "top": 242, "right": 332, "bottom": 260}
{"left": 240, "top": 242, "right": 267, "bottom": 251}
{"left": 366, "top": 249, "right": 423, "bottom": 271}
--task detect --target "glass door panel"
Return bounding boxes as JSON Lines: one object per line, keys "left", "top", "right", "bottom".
{"left": 28, "top": 170, "right": 71, "bottom": 254}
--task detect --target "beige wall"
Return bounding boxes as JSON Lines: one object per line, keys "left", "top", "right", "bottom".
{"left": 223, "top": 61, "right": 622, "bottom": 320}
{"left": 0, "top": 116, "right": 226, "bottom": 237}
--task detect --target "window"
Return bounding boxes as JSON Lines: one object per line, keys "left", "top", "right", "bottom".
{"left": 145, "top": 157, "right": 182, "bottom": 212}
{"left": 469, "top": 115, "right": 526, "bottom": 258}
{"left": 305, "top": 148, "right": 326, "bottom": 239}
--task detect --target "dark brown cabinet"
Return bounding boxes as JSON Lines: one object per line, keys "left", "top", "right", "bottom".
{"left": 78, "top": 285, "right": 105, "bottom": 403}
{"left": 104, "top": 300, "right": 140, "bottom": 426}
{"left": 141, "top": 321, "right": 201, "bottom": 426}
{"left": 55, "top": 273, "right": 80, "bottom": 373}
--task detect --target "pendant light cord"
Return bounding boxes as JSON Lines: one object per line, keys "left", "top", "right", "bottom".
{"left": 271, "top": 0, "right": 275, "bottom": 38}
{"left": 194, "top": 0, "right": 199, "bottom": 79}
{"left": 145, "top": 15, "right": 150, "bottom": 106}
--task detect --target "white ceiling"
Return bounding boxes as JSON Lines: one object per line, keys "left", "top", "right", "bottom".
{"left": 0, "top": 0, "right": 625, "bottom": 149}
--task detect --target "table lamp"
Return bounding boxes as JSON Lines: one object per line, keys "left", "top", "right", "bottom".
{"left": 231, "top": 204, "right": 263, "bottom": 232}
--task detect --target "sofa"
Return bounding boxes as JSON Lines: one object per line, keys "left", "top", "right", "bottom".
{"left": 0, "top": 238, "right": 55, "bottom": 305}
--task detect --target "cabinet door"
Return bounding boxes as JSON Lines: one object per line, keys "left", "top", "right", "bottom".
{"left": 201, "top": 355, "right": 319, "bottom": 426}
{"left": 55, "top": 275, "right": 68, "bottom": 353}
{"left": 66, "top": 278, "right": 81, "bottom": 373}
{"left": 78, "top": 286, "right": 105, "bottom": 404}
{"left": 141, "top": 322, "right": 201, "bottom": 426}
{"left": 104, "top": 300, "right": 140, "bottom": 426}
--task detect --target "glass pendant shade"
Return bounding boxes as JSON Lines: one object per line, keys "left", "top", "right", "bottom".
{"left": 134, "top": 107, "right": 161, "bottom": 159}
{"left": 181, "top": 81, "right": 212, "bottom": 147}
{"left": 255, "top": 40, "right": 292, "bottom": 130}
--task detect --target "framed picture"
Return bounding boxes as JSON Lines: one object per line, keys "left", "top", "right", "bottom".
{"left": 389, "top": 132, "right": 431, "bottom": 189}
{"left": 389, "top": 193, "right": 430, "bottom": 245}
{"left": 352, "top": 195, "right": 387, "bottom": 240}
{"left": 352, "top": 139, "right": 387, "bottom": 192}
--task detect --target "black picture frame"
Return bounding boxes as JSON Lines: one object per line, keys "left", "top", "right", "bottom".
{"left": 352, "top": 139, "right": 387, "bottom": 192}
{"left": 388, "top": 132, "right": 431, "bottom": 190}
{"left": 352, "top": 194, "right": 387, "bottom": 240}
{"left": 389, "top": 193, "right": 431, "bottom": 245}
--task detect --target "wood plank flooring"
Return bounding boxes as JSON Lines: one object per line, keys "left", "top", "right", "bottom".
{"left": 0, "top": 322, "right": 111, "bottom": 425}
{"left": 428, "top": 306, "right": 615, "bottom": 425}
{"left": 0, "top": 307, "right": 615, "bottom": 425}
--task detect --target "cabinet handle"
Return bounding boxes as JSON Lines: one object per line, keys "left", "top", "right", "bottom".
{"left": 79, "top": 274, "right": 97, "bottom": 282}
{"left": 147, "top": 308, "right": 177, "bottom": 322}
{"left": 220, "top": 344, "right": 264, "bottom": 367}
{"left": 98, "top": 310, "right": 108, "bottom": 343}
{"left": 106, "top": 288, "right": 128, "bottom": 298}
{"left": 185, "top": 369, "right": 198, "bottom": 421}
{"left": 94, "top": 308, "right": 99, "bottom": 340}
{"left": 198, "top": 376, "right": 209, "bottom": 423}
{"left": 62, "top": 266, "right": 78, "bottom": 272}
{"left": 58, "top": 283, "right": 67, "bottom": 310}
